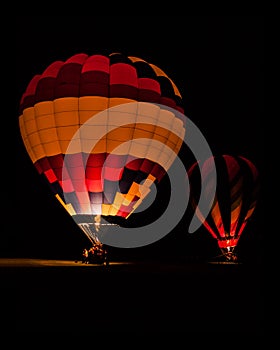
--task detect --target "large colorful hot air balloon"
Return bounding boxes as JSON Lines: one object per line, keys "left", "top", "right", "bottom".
{"left": 187, "top": 155, "right": 260, "bottom": 261}
{"left": 18, "top": 52, "right": 185, "bottom": 245}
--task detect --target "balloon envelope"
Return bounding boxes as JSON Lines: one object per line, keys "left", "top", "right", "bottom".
{"left": 18, "top": 52, "right": 185, "bottom": 243}
{"left": 188, "top": 154, "right": 260, "bottom": 260}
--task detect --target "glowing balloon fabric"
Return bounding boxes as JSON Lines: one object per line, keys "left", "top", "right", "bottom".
{"left": 188, "top": 155, "right": 260, "bottom": 259}
{"left": 19, "top": 53, "right": 185, "bottom": 226}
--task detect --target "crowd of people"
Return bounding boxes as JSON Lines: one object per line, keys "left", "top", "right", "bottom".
{"left": 81, "top": 242, "right": 109, "bottom": 266}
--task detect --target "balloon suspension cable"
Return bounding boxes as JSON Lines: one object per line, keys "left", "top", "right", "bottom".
{"left": 78, "top": 223, "right": 101, "bottom": 246}
{"left": 78, "top": 219, "right": 119, "bottom": 247}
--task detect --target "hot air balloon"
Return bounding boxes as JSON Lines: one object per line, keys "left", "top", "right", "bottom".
{"left": 187, "top": 154, "right": 260, "bottom": 261}
{"left": 18, "top": 52, "right": 186, "bottom": 246}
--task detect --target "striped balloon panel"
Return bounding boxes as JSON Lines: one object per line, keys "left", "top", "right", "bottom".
{"left": 188, "top": 155, "right": 260, "bottom": 249}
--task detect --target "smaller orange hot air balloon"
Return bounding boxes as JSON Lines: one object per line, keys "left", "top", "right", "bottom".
{"left": 187, "top": 154, "right": 260, "bottom": 261}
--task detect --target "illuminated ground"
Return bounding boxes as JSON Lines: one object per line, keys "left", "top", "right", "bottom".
{"left": 2, "top": 258, "right": 263, "bottom": 333}
{"left": 0, "top": 258, "right": 132, "bottom": 268}
{"left": 0, "top": 257, "right": 243, "bottom": 268}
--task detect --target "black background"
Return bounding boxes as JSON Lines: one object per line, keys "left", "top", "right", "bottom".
{"left": 10, "top": 16, "right": 263, "bottom": 263}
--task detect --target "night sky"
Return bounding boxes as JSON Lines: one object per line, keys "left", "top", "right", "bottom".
{"left": 9, "top": 16, "right": 264, "bottom": 262}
